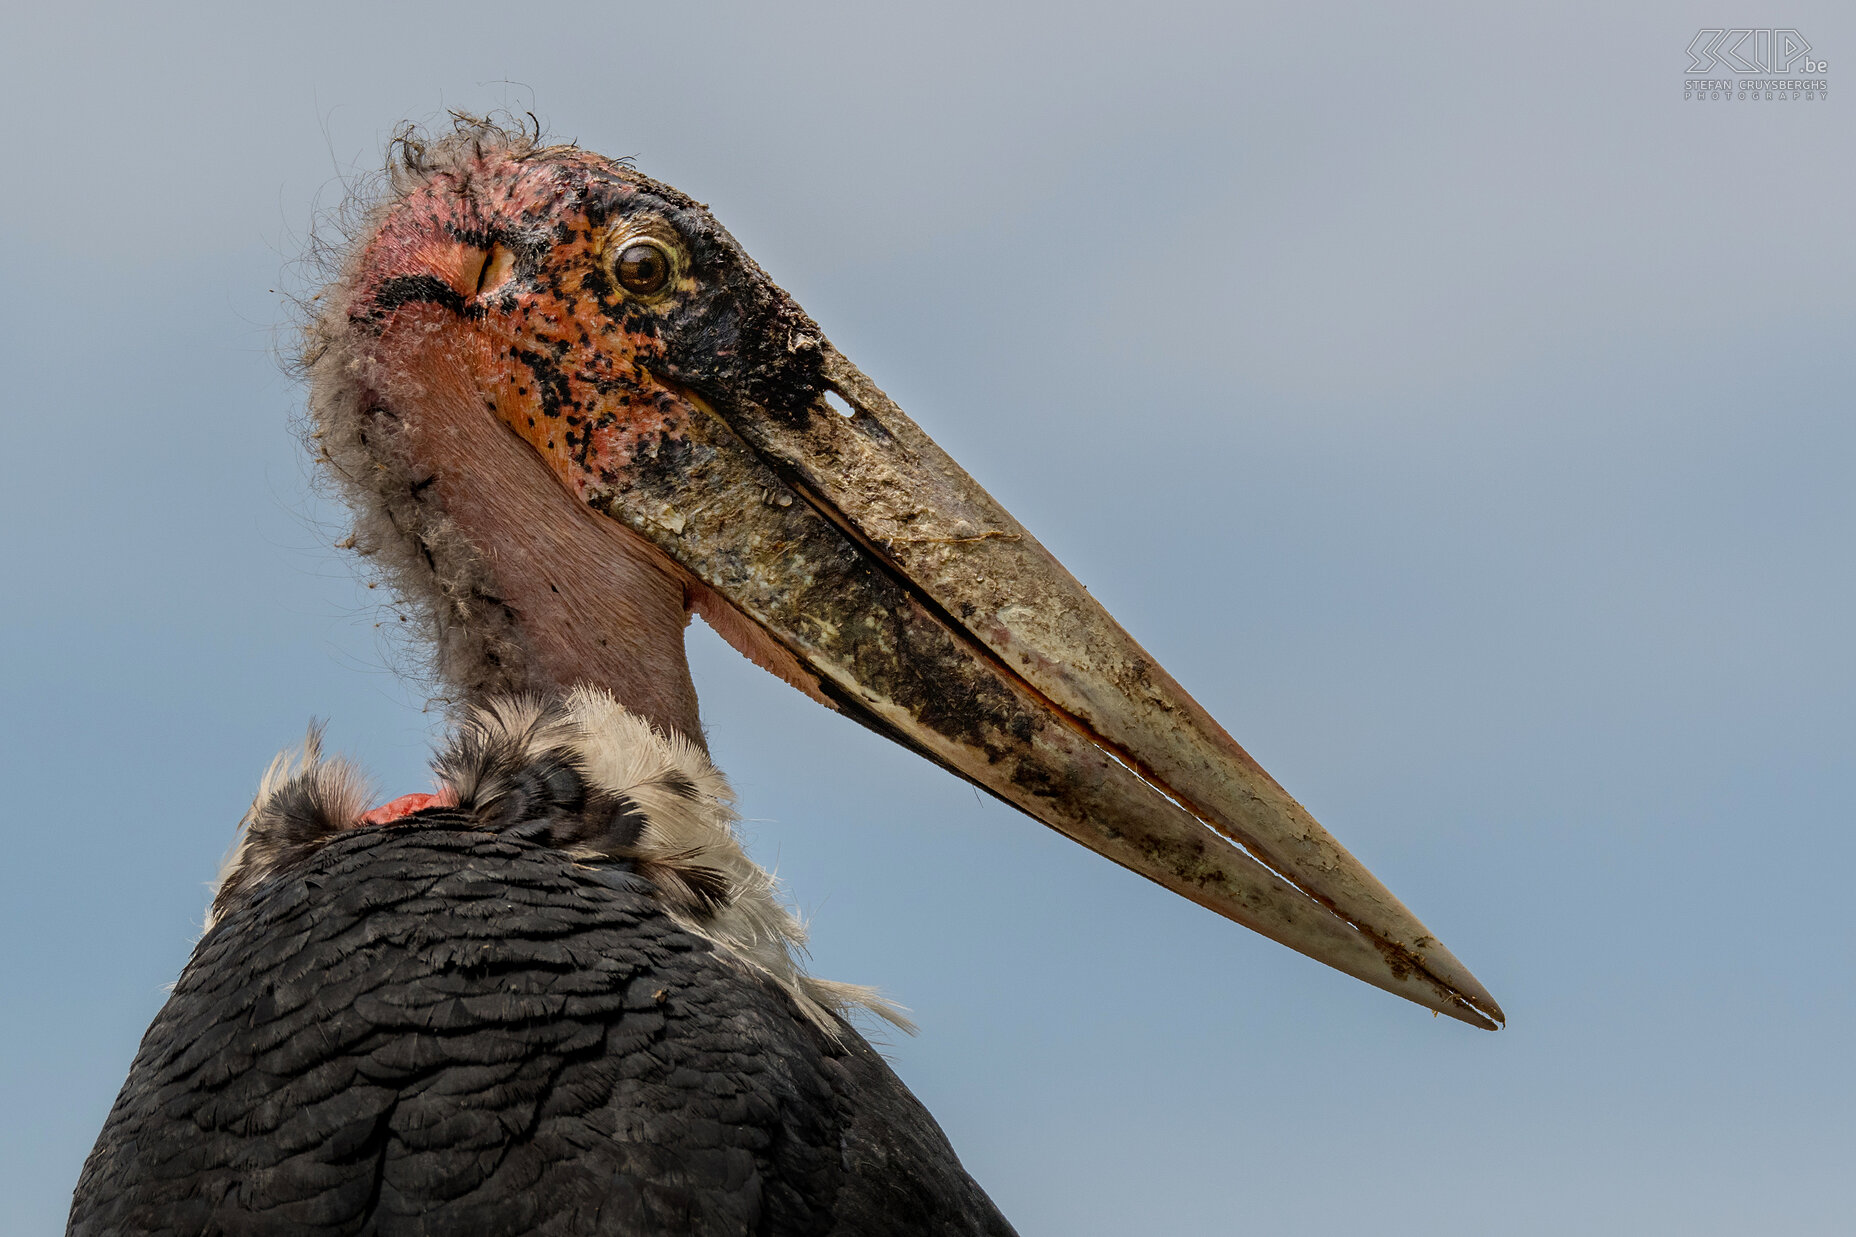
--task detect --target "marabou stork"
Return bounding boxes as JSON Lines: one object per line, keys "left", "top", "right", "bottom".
{"left": 69, "top": 119, "right": 1502, "bottom": 1236}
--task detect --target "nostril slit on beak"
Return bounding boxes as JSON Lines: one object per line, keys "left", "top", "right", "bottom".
{"left": 824, "top": 390, "right": 856, "bottom": 418}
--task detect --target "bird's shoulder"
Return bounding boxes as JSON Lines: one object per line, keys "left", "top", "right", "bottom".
{"left": 70, "top": 825, "right": 1013, "bottom": 1237}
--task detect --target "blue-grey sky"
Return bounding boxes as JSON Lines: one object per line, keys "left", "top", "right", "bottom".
{"left": 5, "top": 2, "right": 1853, "bottom": 1232}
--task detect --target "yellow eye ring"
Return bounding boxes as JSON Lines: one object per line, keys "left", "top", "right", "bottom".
{"left": 613, "top": 239, "right": 674, "bottom": 297}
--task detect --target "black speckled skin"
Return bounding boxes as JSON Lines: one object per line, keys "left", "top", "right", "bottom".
{"left": 69, "top": 823, "right": 1015, "bottom": 1237}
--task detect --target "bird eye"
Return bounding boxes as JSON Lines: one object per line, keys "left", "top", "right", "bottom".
{"left": 614, "top": 241, "right": 673, "bottom": 297}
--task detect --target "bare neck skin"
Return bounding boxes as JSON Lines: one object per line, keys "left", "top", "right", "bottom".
{"left": 392, "top": 378, "right": 707, "bottom": 749}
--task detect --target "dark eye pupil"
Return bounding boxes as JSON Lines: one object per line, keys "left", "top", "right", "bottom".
{"left": 616, "top": 244, "right": 669, "bottom": 294}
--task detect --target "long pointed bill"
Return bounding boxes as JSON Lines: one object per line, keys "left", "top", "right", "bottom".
{"left": 331, "top": 138, "right": 1500, "bottom": 1029}
{"left": 585, "top": 350, "right": 1502, "bottom": 1030}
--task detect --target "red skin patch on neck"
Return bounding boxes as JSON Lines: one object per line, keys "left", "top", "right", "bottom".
{"left": 359, "top": 790, "right": 458, "bottom": 826}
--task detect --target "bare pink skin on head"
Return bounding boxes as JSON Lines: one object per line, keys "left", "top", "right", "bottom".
{"left": 338, "top": 146, "right": 820, "bottom": 749}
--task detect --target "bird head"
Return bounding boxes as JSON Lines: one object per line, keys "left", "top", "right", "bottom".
{"left": 304, "top": 118, "right": 1503, "bottom": 1030}
{"left": 343, "top": 137, "right": 829, "bottom": 500}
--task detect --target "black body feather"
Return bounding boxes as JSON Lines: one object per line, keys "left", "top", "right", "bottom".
{"left": 68, "top": 821, "right": 1014, "bottom": 1237}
